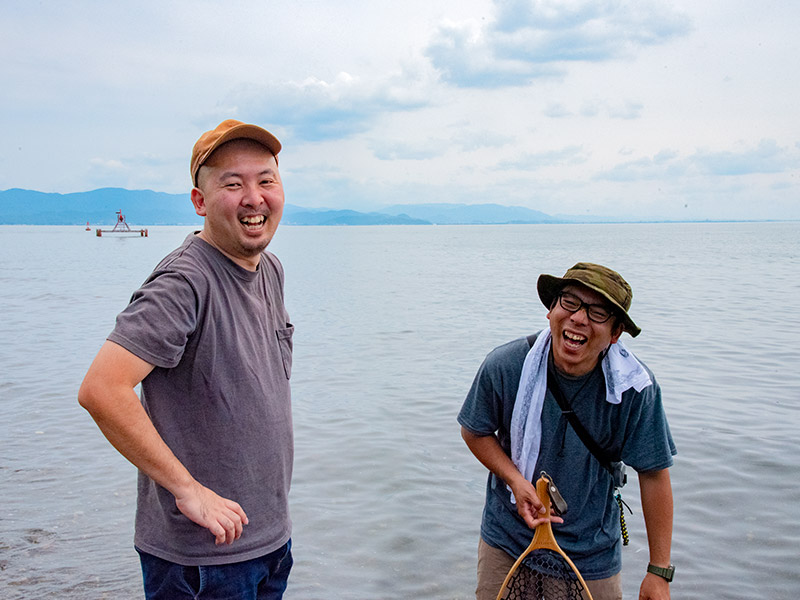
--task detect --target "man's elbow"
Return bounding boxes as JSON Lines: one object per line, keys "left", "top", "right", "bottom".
{"left": 461, "top": 426, "right": 491, "bottom": 447}
{"left": 78, "top": 375, "right": 99, "bottom": 414}
{"left": 78, "top": 341, "right": 151, "bottom": 416}
{"left": 78, "top": 370, "right": 113, "bottom": 417}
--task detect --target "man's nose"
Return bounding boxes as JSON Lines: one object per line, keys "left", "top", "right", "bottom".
{"left": 241, "top": 183, "right": 264, "bottom": 206}
{"left": 570, "top": 306, "right": 590, "bottom": 324}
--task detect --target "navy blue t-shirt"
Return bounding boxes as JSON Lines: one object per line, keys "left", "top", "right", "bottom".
{"left": 458, "top": 333, "right": 676, "bottom": 580}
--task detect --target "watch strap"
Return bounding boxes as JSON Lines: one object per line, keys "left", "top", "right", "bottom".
{"left": 647, "top": 563, "right": 675, "bottom": 582}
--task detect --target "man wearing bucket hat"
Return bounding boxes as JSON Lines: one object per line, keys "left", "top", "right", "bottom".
{"left": 80, "top": 120, "right": 295, "bottom": 599}
{"left": 459, "top": 263, "right": 676, "bottom": 600}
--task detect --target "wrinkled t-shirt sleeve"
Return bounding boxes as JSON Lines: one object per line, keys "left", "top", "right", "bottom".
{"left": 458, "top": 352, "right": 505, "bottom": 436}
{"left": 107, "top": 271, "right": 198, "bottom": 369}
{"left": 620, "top": 376, "right": 677, "bottom": 473}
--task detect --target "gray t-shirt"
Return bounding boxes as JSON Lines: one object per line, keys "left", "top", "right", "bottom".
{"left": 108, "top": 234, "right": 294, "bottom": 566}
{"left": 458, "top": 333, "right": 676, "bottom": 579}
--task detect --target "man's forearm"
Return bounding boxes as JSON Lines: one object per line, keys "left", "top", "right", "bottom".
{"left": 78, "top": 341, "right": 196, "bottom": 498}
{"left": 79, "top": 340, "right": 248, "bottom": 545}
{"left": 81, "top": 378, "right": 197, "bottom": 498}
{"left": 461, "top": 427, "right": 527, "bottom": 488}
{"left": 639, "top": 468, "right": 673, "bottom": 566}
{"left": 460, "top": 426, "right": 556, "bottom": 529}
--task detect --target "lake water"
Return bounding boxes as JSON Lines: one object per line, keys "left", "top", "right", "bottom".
{"left": 1, "top": 222, "right": 799, "bottom": 599}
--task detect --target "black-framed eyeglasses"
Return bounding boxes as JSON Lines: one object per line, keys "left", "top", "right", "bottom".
{"left": 558, "top": 292, "right": 614, "bottom": 324}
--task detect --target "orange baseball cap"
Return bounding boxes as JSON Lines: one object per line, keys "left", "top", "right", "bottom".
{"left": 191, "top": 119, "right": 282, "bottom": 186}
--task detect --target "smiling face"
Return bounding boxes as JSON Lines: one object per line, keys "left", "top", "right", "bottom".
{"left": 190, "top": 139, "right": 284, "bottom": 270}
{"left": 547, "top": 284, "right": 624, "bottom": 376}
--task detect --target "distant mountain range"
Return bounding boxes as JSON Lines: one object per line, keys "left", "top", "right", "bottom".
{"left": 379, "top": 203, "right": 562, "bottom": 224}
{"left": 0, "top": 188, "right": 202, "bottom": 226}
{"left": 25, "top": 186, "right": 772, "bottom": 226}
{"left": 282, "top": 206, "right": 429, "bottom": 226}
{"left": 0, "top": 187, "right": 584, "bottom": 226}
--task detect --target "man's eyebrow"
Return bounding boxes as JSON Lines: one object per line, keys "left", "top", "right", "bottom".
{"left": 563, "top": 289, "right": 609, "bottom": 307}
{"left": 218, "top": 168, "right": 277, "bottom": 180}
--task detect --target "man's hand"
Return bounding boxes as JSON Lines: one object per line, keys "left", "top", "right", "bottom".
{"left": 510, "top": 477, "right": 544, "bottom": 529}
{"left": 175, "top": 482, "right": 249, "bottom": 545}
{"left": 509, "top": 477, "right": 564, "bottom": 530}
{"left": 639, "top": 572, "right": 670, "bottom": 600}
{"left": 460, "top": 427, "right": 564, "bottom": 530}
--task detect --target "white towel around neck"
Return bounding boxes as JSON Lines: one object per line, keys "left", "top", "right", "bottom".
{"left": 508, "top": 329, "right": 652, "bottom": 503}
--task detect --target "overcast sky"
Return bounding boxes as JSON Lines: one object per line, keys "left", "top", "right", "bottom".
{"left": 2, "top": 0, "right": 798, "bottom": 220}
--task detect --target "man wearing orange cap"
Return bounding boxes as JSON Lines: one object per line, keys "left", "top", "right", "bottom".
{"left": 79, "top": 120, "right": 295, "bottom": 599}
{"left": 459, "top": 263, "right": 676, "bottom": 600}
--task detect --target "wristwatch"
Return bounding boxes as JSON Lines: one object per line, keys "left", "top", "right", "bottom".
{"left": 647, "top": 563, "right": 675, "bottom": 582}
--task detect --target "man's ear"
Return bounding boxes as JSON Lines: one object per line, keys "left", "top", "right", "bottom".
{"left": 190, "top": 187, "right": 207, "bottom": 217}
{"left": 610, "top": 321, "right": 624, "bottom": 344}
{"left": 545, "top": 296, "right": 559, "bottom": 322}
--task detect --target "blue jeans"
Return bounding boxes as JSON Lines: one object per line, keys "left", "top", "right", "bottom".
{"left": 136, "top": 540, "right": 293, "bottom": 600}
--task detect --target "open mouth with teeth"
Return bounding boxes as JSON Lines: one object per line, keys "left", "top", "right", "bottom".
{"left": 240, "top": 215, "right": 267, "bottom": 229}
{"left": 563, "top": 331, "right": 587, "bottom": 347}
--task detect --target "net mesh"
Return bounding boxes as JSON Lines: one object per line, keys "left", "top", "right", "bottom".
{"left": 498, "top": 548, "right": 587, "bottom": 600}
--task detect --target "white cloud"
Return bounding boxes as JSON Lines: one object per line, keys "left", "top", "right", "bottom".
{"left": 369, "top": 139, "right": 449, "bottom": 161}
{"left": 0, "top": 0, "right": 798, "bottom": 220}
{"left": 691, "top": 140, "right": 797, "bottom": 176}
{"left": 425, "top": 18, "right": 564, "bottom": 88}
{"left": 221, "top": 70, "right": 433, "bottom": 143}
{"left": 608, "top": 101, "right": 643, "bottom": 120}
{"left": 497, "top": 146, "right": 588, "bottom": 170}
{"left": 426, "top": 0, "right": 691, "bottom": 87}
{"left": 597, "top": 140, "right": 799, "bottom": 182}
{"left": 544, "top": 103, "right": 572, "bottom": 118}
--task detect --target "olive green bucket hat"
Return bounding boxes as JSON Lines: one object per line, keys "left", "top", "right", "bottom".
{"left": 537, "top": 262, "right": 641, "bottom": 337}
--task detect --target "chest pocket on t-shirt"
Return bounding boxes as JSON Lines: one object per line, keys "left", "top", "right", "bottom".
{"left": 276, "top": 324, "right": 294, "bottom": 379}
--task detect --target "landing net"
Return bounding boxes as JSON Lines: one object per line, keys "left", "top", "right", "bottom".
{"left": 498, "top": 548, "right": 587, "bottom": 600}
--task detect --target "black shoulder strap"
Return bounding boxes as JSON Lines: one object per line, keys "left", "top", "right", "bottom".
{"left": 546, "top": 360, "right": 617, "bottom": 476}
{"left": 525, "top": 332, "right": 616, "bottom": 476}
